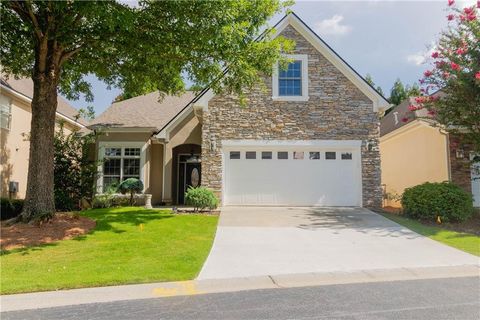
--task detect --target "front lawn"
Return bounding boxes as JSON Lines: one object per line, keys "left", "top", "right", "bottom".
{"left": 0, "top": 207, "right": 218, "bottom": 294}
{"left": 380, "top": 212, "right": 480, "bottom": 256}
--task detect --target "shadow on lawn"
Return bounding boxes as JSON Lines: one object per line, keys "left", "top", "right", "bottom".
{"left": 73, "top": 208, "right": 174, "bottom": 239}
{"left": 1, "top": 208, "right": 173, "bottom": 254}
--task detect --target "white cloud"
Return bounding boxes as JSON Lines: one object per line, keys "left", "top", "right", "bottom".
{"left": 314, "top": 15, "right": 352, "bottom": 36}
{"left": 406, "top": 44, "right": 437, "bottom": 66}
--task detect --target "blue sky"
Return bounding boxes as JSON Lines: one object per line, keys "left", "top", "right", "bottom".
{"left": 64, "top": 0, "right": 475, "bottom": 115}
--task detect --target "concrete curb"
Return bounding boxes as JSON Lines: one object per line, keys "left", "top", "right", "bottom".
{"left": 1, "top": 265, "right": 479, "bottom": 312}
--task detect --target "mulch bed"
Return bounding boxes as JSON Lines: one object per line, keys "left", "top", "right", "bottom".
{"left": 380, "top": 206, "right": 480, "bottom": 236}
{"left": 1, "top": 213, "right": 96, "bottom": 251}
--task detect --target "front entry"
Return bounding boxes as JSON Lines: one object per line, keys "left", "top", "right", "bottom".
{"left": 177, "top": 154, "right": 201, "bottom": 204}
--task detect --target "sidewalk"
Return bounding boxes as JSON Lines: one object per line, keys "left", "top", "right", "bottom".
{"left": 1, "top": 265, "right": 479, "bottom": 312}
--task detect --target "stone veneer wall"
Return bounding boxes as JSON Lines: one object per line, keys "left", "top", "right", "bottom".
{"left": 201, "top": 25, "right": 382, "bottom": 208}
{"left": 449, "top": 134, "right": 474, "bottom": 194}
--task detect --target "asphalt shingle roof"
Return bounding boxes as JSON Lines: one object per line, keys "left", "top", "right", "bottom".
{"left": 89, "top": 91, "right": 196, "bottom": 130}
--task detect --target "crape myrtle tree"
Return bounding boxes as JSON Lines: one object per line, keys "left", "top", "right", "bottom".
{"left": 0, "top": 0, "right": 294, "bottom": 222}
{"left": 409, "top": 0, "right": 480, "bottom": 152}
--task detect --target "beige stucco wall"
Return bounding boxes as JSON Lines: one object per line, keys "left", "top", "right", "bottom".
{"left": 1, "top": 91, "right": 79, "bottom": 199}
{"left": 380, "top": 120, "right": 449, "bottom": 207}
{"left": 162, "top": 112, "right": 202, "bottom": 203}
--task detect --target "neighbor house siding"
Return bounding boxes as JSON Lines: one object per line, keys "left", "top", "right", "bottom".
{"left": 1, "top": 92, "right": 78, "bottom": 199}
{"left": 201, "top": 25, "right": 382, "bottom": 207}
{"left": 380, "top": 121, "right": 450, "bottom": 207}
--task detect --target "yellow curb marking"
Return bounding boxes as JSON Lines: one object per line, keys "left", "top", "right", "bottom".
{"left": 152, "top": 281, "right": 203, "bottom": 297}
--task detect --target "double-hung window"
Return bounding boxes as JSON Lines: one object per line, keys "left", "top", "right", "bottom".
{"left": 102, "top": 147, "right": 141, "bottom": 192}
{"left": 279, "top": 61, "right": 302, "bottom": 96}
{"left": 0, "top": 96, "right": 12, "bottom": 130}
{"left": 272, "top": 54, "right": 308, "bottom": 101}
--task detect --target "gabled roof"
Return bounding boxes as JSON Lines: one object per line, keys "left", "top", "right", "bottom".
{"left": 90, "top": 91, "right": 196, "bottom": 131}
{"left": 0, "top": 76, "right": 87, "bottom": 127}
{"left": 273, "top": 12, "right": 390, "bottom": 111}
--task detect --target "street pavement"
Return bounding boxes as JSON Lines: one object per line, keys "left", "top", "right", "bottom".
{"left": 3, "top": 277, "right": 479, "bottom": 320}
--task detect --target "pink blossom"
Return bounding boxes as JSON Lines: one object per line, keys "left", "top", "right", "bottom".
{"left": 401, "top": 117, "right": 409, "bottom": 123}
{"left": 467, "top": 13, "right": 476, "bottom": 21}
{"left": 447, "top": 14, "right": 455, "bottom": 21}
{"left": 419, "top": 79, "right": 425, "bottom": 85}
{"left": 475, "top": 72, "right": 480, "bottom": 80}
{"left": 424, "top": 70, "right": 433, "bottom": 77}
{"left": 408, "top": 105, "right": 418, "bottom": 111}
{"left": 443, "top": 71, "right": 451, "bottom": 79}
{"left": 427, "top": 110, "right": 436, "bottom": 116}
{"left": 448, "top": 0, "right": 454, "bottom": 6}
{"left": 477, "top": 0, "right": 480, "bottom": 8}
{"left": 464, "top": 7, "right": 473, "bottom": 15}
{"left": 414, "top": 96, "right": 426, "bottom": 104}
{"left": 431, "top": 51, "right": 439, "bottom": 58}
{"left": 451, "top": 62, "right": 460, "bottom": 70}
{"left": 456, "top": 48, "right": 466, "bottom": 55}
{"left": 459, "top": 15, "right": 466, "bottom": 21}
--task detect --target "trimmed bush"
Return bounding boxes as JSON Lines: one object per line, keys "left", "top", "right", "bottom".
{"left": 1, "top": 198, "right": 24, "bottom": 220}
{"left": 401, "top": 182, "right": 473, "bottom": 222}
{"left": 184, "top": 187, "right": 219, "bottom": 212}
{"left": 118, "top": 178, "right": 144, "bottom": 206}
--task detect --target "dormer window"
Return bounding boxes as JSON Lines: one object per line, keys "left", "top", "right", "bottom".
{"left": 272, "top": 54, "right": 309, "bottom": 102}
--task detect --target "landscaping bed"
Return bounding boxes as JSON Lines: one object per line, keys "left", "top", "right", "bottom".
{"left": 1, "top": 213, "right": 96, "bottom": 251}
{"left": 0, "top": 207, "right": 218, "bottom": 294}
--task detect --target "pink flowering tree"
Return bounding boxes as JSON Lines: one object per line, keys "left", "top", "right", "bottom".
{"left": 412, "top": 0, "right": 480, "bottom": 152}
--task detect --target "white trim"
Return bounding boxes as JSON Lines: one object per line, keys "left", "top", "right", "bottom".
{"left": 96, "top": 127, "right": 156, "bottom": 133}
{"left": 222, "top": 139, "right": 362, "bottom": 148}
{"left": 0, "top": 84, "right": 86, "bottom": 129}
{"left": 272, "top": 14, "right": 390, "bottom": 112}
{"left": 380, "top": 119, "right": 440, "bottom": 143}
{"left": 96, "top": 141, "right": 148, "bottom": 194}
{"left": 272, "top": 54, "right": 309, "bottom": 102}
{"left": 154, "top": 105, "right": 194, "bottom": 142}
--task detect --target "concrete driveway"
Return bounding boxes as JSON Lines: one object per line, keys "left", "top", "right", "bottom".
{"left": 197, "top": 207, "right": 478, "bottom": 279}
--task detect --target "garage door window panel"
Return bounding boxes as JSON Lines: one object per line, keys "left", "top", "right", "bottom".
{"left": 341, "top": 152, "right": 353, "bottom": 160}
{"left": 262, "top": 151, "right": 272, "bottom": 160}
{"left": 246, "top": 151, "right": 257, "bottom": 159}
{"left": 325, "top": 152, "right": 336, "bottom": 160}
{"left": 230, "top": 151, "right": 241, "bottom": 159}
{"left": 309, "top": 152, "right": 320, "bottom": 160}
{"left": 293, "top": 151, "right": 304, "bottom": 160}
{"left": 277, "top": 151, "right": 288, "bottom": 160}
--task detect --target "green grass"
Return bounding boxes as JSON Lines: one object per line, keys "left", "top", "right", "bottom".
{"left": 0, "top": 207, "right": 218, "bottom": 294}
{"left": 381, "top": 212, "right": 480, "bottom": 256}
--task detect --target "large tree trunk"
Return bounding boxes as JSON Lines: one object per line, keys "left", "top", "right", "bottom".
{"left": 21, "top": 72, "right": 59, "bottom": 222}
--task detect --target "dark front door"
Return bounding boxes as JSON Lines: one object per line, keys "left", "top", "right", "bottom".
{"left": 178, "top": 161, "right": 201, "bottom": 204}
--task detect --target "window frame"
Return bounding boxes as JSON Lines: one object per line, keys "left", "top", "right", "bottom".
{"left": 0, "top": 96, "right": 12, "bottom": 131}
{"left": 97, "top": 142, "right": 146, "bottom": 193}
{"left": 272, "top": 54, "right": 309, "bottom": 102}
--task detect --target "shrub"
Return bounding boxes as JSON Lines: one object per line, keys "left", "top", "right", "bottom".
{"left": 1, "top": 198, "right": 24, "bottom": 220}
{"left": 401, "top": 182, "right": 473, "bottom": 223}
{"left": 91, "top": 194, "right": 115, "bottom": 209}
{"left": 117, "top": 178, "right": 144, "bottom": 206}
{"left": 184, "top": 187, "right": 219, "bottom": 212}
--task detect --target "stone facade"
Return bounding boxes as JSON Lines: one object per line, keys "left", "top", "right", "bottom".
{"left": 449, "top": 134, "right": 474, "bottom": 194}
{"left": 201, "top": 25, "right": 382, "bottom": 208}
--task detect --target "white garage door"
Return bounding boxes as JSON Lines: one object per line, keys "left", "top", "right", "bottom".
{"left": 223, "top": 140, "right": 363, "bottom": 206}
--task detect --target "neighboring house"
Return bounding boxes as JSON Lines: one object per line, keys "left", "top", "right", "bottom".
{"left": 380, "top": 97, "right": 479, "bottom": 208}
{"left": 0, "top": 76, "right": 87, "bottom": 199}
{"left": 89, "top": 13, "right": 390, "bottom": 207}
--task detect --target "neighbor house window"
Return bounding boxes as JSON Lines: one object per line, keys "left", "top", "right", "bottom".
{"left": 0, "top": 99, "right": 12, "bottom": 130}
{"left": 272, "top": 54, "right": 309, "bottom": 101}
{"left": 103, "top": 147, "right": 141, "bottom": 192}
